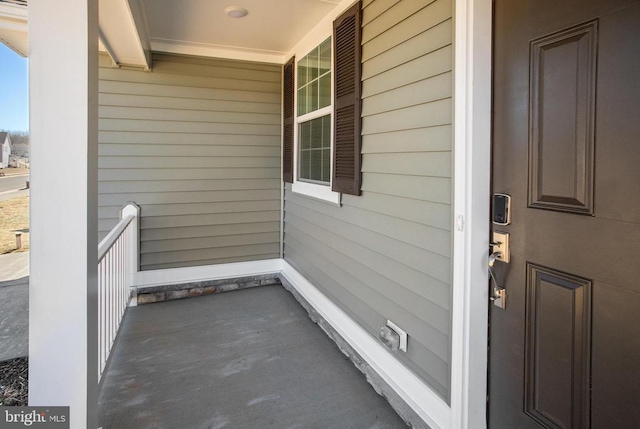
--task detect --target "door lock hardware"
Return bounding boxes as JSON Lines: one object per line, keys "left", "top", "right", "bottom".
{"left": 491, "top": 231, "right": 510, "bottom": 263}
{"left": 489, "top": 251, "right": 507, "bottom": 309}
{"left": 492, "top": 193, "right": 511, "bottom": 225}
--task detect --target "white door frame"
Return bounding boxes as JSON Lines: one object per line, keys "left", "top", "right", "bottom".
{"left": 451, "top": 0, "right": 492, "bottom": 428}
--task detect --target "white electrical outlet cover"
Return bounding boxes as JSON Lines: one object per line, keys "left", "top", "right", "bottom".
{"left": 386, "top": 320, "right": 407, "bottom": 352}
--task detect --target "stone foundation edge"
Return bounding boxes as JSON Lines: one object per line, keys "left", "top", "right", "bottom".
{"left": 136, "top": 274, "right": 281, "bottom": 305}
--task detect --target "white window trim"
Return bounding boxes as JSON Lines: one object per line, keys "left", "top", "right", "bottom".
{"left": 292, "top": 35, "right": 341, "bottom": 206}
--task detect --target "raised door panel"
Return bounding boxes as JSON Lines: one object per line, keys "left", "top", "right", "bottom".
{"left": 525, "top": 264, "right": 592, "bottom": 429}
{"left": 528, "top": 21, "right": 597, "bottom": 214}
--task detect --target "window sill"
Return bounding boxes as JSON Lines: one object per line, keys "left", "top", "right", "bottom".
{"left": 291, "top": 181, "right": 341, "bottom": 206}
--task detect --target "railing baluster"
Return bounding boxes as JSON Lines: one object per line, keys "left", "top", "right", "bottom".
{"left": 97, "top": 206, "right": 138, "bottom": 383}
{"left": 98, "top": 261, "right": 102, "bottom": 379}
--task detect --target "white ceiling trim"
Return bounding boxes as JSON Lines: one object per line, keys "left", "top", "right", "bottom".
{"left": 125, "top": 0, "right": 152, "bottom": 70}
{"left": 98, "top": 30, "right": 119, "bottom": 67}
{"left": 0, "top": 3, "right": 26, "bottom": 22}
{"left": 150, "top": 37, "right": 288, "bottom": 64}
{"left": 0, "top": 17, "right": 25, "bottom": 32}
{"left": 0, "top": 2, "right": 27, "bottom": 56}
{"left": 98, "top": 0, "right": 150, "bottom": 70}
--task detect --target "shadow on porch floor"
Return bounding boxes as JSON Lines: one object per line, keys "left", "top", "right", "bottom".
{"left": 98, "top": 284, "right": 408, "bottom": 429}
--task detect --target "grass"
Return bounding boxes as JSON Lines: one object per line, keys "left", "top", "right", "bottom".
{"left": 0, "top": 195, "right": 29, "bottom": 254}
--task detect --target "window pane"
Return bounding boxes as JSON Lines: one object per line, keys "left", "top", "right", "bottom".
{"left": 300, "top": 149, "right": 310, "bottom": 180}
{"left": 300, "top": 121, "right": 311, "bottom": 150}
{"left": 299, "top": 115, "right": 331, "bottom": 184}
{"left": 319, "top": 74, "right": 331, "bottom": 109}
{"left": 297, "top": 37, "right": 332, "bottom": 116}
{"left": 297, "top": 56, "right": 308, "bottom": 89}
{"left": 319, "top": 38, "right": 331, "bottom": 75}
{"left": 309, "top": 149, "right": 322, "bottom": 181}
{"left": 323, "top": 115, "right": 331, "bottom": 142}
{"left": 297, "top": 87, "right": 307, "bottom": 116}
{"left": 309, "top": 46, "right": 319, "bottom": 82}
{"left": 322, "top": 148, "right": 331, "bottom": 182}
{"left": 310, "top": 80, "right": 319, "bottom": 113}
{"left": 311, "top": 118, "right": 322, "bottom": 149}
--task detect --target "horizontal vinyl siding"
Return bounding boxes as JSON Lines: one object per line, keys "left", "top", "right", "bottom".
{"left": 283, "top": 0, "right": 453, "bottom": 400}
{"left": 98, "top": 53, "right": 282, "bottom": 271}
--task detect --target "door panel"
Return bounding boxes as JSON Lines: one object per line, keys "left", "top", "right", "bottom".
{"left": 490, "top": 1, "right": 640, "bottom": 428}
{"left": 528, "top": 21, "right": 597, "bottom": 214}
{"left": 524, "top": 264, "right": 591, "bottom": 429}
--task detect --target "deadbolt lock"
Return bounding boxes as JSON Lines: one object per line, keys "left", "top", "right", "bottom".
{"left": 491, "top": 231, "right": 510, "bottom": 263}
{"left": 489, "top": 231, "right": 510, "bottom": 309}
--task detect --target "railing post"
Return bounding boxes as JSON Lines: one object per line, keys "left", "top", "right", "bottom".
{"left": 121, "top": 202, "right": 140, "bottom": 306}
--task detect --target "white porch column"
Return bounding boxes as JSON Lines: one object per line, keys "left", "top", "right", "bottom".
{"left": 28, "top": 1, "right": 99, "bottom": 428}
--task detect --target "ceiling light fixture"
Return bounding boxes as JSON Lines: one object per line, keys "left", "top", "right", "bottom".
{"left": 225, "top": 6, "right": 248, "bottom": 18}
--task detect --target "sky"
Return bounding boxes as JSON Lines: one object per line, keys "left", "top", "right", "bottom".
{"left": 0, "top": 42, "right": 29, "bottom": 132}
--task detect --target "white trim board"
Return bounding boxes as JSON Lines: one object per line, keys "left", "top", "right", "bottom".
{"left": 134, "top": 259, "right": 282, "bottom": 289}
{"left": 451, "top": 0, "right": 492, "bottom": 429}
{"left": 151, "top": 38, "right": 288, "bottom": 65}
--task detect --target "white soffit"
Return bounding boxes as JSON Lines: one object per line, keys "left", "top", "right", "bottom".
{"left": 99, "top": 0, "right": 151, "bottom": 69}
{"left": 144, "top": 0, "right": 342, "bottom": 64}
{"left": 0, "top": 2, "right": 28, "bottom": 57}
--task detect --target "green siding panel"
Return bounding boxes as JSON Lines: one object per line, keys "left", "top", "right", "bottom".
{"left": 99, "top": 93, "right": 280, "bottom": 114}
{"left": 283, "top": 235, "right": 450, "bottom": 395}
{"left": 141, "top": 222, "right": 280, "bottom": 241}
{"left": 362, "top": 46, "right": 453, "bottom": 97}
{"left": 98, "top": 168, "right": 281, "bottom": 182}
{"left": 361, "top": 0, "right": 437, "bottom": 43}
{"left": 362, "top": 19, "right": 452, "bottom": 79}
{"left": 283, "top": 0, "right": 453, "bottom": 402}
{"left": 362, "top": 0, "right": 452, "bottom": 60}
{"left": 98, "top": 81, "right": 281, "bottom": 104}
{"left": 98, "top": 53, "right": 282, "bottom": 271}
{"left": 140, "top": 243, "right": 280, "bottom": 265}
{"left": 98, "top": 132, "right": 280, "bottom": 146}
{"left": 362, "top": 0, "right": 401, "bottom": 25}
{"left": 142, "top": 253, "right": 280, "bottom": 271}
{"left": 99, "top": 67, "right": 281, "bottom": 93}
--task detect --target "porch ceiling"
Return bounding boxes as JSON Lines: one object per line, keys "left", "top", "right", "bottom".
{"left": 0, "top": 0, "right": 344, "bottom": 66}
{"left": 144, "top": 0, "right": 343, "bottom": 63}
{"left": 0, "top": 1, "right": 28, "bottom": 57}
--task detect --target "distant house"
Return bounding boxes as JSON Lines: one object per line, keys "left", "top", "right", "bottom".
{"left": 0, "top": 132, "right": 11, "bottom": 168}
{"left": 11, "top": 142, "right": 29, "bottom": 157}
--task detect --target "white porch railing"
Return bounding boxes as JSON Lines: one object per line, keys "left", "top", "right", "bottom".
{"left": 97, "top": 203, "right": 140, "bottom": 382}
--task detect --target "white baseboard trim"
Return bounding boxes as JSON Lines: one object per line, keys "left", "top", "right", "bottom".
{"left": 280, "top": 261, "right": 452, "bottom": 429}
{"left": 133, "top": 259, "right": 283, "bottom": 289}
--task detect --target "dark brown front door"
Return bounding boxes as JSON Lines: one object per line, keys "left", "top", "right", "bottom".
{"left": 490, "top": 1, "right": 640, "bottom": 428}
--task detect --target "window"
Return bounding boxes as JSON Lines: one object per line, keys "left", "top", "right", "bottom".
{"left": 282, "top": 2, "right": 361, "bottom": 203}
{"left": 297, "top": 38, "right": 332, "bottom": 185}
{"left": 299, "top": 115, "right": 331, "bottom": 183}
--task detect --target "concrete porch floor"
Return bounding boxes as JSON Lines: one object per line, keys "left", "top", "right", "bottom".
{"left": 98, "top": 284, "right": 408, "bottom": 429}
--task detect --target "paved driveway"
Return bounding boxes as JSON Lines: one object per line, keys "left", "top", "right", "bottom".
{"left": 0, "top": 175, "right": 29, "bottom": 193}
{"left": 0, "top": 252, "right": 28, "bottom": 282}
{"left": 0, "top": 277, "right": 28, "bottom": 361}
{"left": 0, "top": 252, "right": 29, "bottom": 361}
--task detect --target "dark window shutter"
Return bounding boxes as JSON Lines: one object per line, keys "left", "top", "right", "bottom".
{"left": 332, "top": 1, "right": 362, "bottom": 196}
{"left": 283, "top": 56, "right": 295, "bottom": 183}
